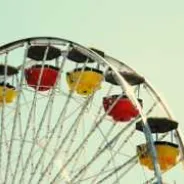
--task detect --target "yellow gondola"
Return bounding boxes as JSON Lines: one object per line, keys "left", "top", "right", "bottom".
{"left": 0, "top": 83, "right": 17, "bottom": 104}
{"left": 66, "top": 67, "right": 103, "bottom": 95}
{"left": 137, "top": 141, "right": 179, "bottom": 171}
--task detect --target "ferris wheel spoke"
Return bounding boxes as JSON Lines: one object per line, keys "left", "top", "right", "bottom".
{"left": 49, "top": 99, "right": 124, "bottom": 183}
{"left": 15, "top": 89, "right": 57, "bottom": 183}
{"left": 53, "top": 96, "right": 89, "bottom": 152}
{"left": 54, "top": 60, "right": 90, "bottom": 145}
{"left": 68, "top": 123, "right": 116, "bottom": 181}
{"left": 90, "top": 126, "right": 136, "bottom": 184}
{"left": 0, "top": 52, "right": 9, "bottom": 180}
{"left": 63, "top": 112, "right": 85, "bottom": 157}
{"left": 45, "top": 97, "right": 55, "bottom": 138}
{"left": 36, "top": 103, "right": 83, "bottom": 145}
{"left": 69, "top": 143, "right": 87, "bottom": 176}
{"left": 17, "top": 48, "right": 70, "bottom": 183}
{"left": 12, "top": 70, "right": 50, "bottom": 184}
{"left": 143, "top": 84, "right": 168, "bottom": 117}
{"left": 19, "top": 48, "right": 77, "bottom": 183}
{"left": 4, "top": 43, "right": 30, "bottom": 184}
{"left": 22, "top": 91, "right": 74, "bottom": 183}
{"left": 73, "top": 159, "right": 134, "bottom": 184}
{"left": 96, "top": 155, "right": 137, "bottom": 184}
{"left": 57, "top": 94, "right": 93, "bottom": 154}
{"left": 111, "top": 161, "right": 137, "bottom": 184}
{"left": 77, "top": 124, "right": 136, "bottom": 184}
{"left": 74, "top": 124, "right": 121, "bottom": 184}
{"left": 35, "top": 94, "right": 94, "bottom": 184}
{"left": 85, "top": 124, "right": 125, "bottom": 183}
{"left": 58, "top": 119, "right": 135, "bottom": 184}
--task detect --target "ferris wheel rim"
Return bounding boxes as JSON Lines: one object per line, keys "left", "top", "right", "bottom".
{"left": 0, "top": 36, "right": 182, "bottom": 183}
{"left": 0, "top": 37, "right": 162, "bottom": 183}
{"left": 104, "top": 54, "right": 184, "bottom": 165}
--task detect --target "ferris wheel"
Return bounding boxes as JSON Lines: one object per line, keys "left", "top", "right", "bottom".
{"left": 0, "top": 37, "right": 183, "bottom": 184}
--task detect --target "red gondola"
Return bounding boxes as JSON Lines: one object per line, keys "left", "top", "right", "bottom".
{"left": 103, "top": 95, "right": 142, "bottom": 122}
{"left": 25, "top": 65, "right": 59, "bottom": 91}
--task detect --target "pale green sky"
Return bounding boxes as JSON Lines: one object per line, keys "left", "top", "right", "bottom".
{"left": 0, "top": 0, "right": 184, "bottom": 183}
